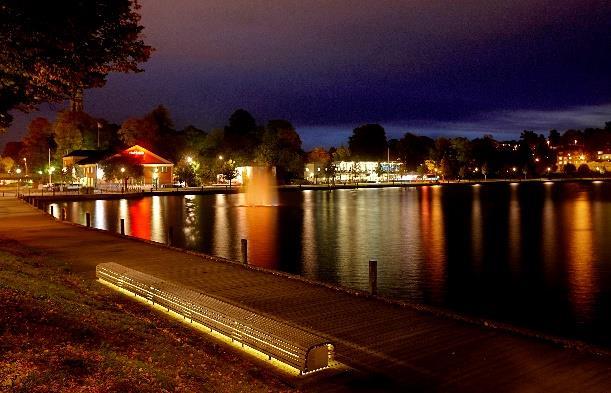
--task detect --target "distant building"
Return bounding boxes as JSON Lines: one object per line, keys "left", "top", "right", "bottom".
{"left": 596, "top": 150, "right": 611, "bottom": 161}
{"left": 63, "top": 145, "right": 174, "bottom": 188}
{"left": 556, "top": 149, "right": 588, "bottom": 170}
{"left": 556, "top": 148, "right": 611, "bottom": 173}
{"left": 304, "top": 161, "right": 403, "bottom": 183}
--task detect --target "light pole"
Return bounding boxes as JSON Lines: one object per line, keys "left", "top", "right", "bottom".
{"left": 22, "top": 157, "right": 28, "bottom": 177}
{"left": 48, "top": 166, "right": 55, "bottom": 185}
{"left": 97, "top": 122, "right": 102, "bottom": 148}
{"left": 120, "top": 167, "right": 126, "bottom": 192}
{"left": 15, "top": 168, "right": 22, "bottom": 196}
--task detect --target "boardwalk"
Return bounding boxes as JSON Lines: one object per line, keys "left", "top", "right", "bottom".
{"left": 1, "top": 197, "right": 610, "bottom": 392}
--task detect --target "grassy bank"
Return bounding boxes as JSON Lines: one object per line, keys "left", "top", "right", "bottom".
{"left": 0, "top": 238, "right": 297, "bottom": 393}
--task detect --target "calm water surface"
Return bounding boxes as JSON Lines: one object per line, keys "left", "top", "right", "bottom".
{"left": 48, "top": 182, "right": 611, "bottom": 347}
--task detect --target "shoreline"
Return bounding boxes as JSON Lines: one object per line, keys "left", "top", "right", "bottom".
{"left": 15, "top": 176, "right": 611, "bottom": 202}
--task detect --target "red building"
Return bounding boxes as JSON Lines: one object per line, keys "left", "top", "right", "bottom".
{"left": 63, "top": 145, "right": 174, "bottom": 188}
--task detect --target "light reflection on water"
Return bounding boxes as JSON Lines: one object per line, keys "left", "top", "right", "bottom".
{"left": 49, "top": 182, "right": 611, "bottom": 347}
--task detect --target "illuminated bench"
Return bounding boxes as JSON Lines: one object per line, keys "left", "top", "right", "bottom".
{"left": 96, "top": 262, "right": 333, "bottom": 374}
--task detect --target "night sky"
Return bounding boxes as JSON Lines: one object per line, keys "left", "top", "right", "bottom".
{"left": 4, "top": 0, "right": 611, "bottom": 149}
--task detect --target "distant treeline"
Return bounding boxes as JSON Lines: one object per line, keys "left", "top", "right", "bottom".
{"left": 1, "top": 106, "right": 610, "bottom": 183}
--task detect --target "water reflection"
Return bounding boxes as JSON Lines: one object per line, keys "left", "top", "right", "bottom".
{"left": 566, "top": 195, "right": 595, "bottom": 323}
{"left": 244, "top": 206, "right": 277, "bottom": 268}
{"left": 419, "top": 186, "right": 446, "bottom": 304}
{"left": 50, "top": 181, "right": 611, "bottom": 347}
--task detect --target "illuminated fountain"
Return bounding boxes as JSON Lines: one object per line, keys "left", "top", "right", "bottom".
{"left": 243, "top": 166, "right": 278, "bottom": 207}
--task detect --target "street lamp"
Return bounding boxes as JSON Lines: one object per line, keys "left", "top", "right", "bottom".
{"left": 48, "top": 166, "right": 55, "bottom": 185}
{"left": 22, "top": 157, "right": 27, "bottom": 177}
{"left": 16, "top": 168, "right": 22, "bottom": 196}
{"left": 120, "top": 167, "right": 126, "bottom": 193}
{"left": 218, "top": 155, "right": 223, "bottom": 160}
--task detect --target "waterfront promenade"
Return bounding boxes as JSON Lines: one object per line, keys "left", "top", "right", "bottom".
{"left": 1, "top": 196, "right": 610, "bottom": 392}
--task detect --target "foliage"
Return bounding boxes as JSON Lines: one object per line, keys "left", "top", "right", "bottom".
{"left": 577, "top": 164, "right": 591, "bottom": 175}
{"left": 52, "top": 110, "right": 99, "bottom": 158}
{"left": 331, "top": 145, "right": 351, "bottom": 161}
{"left": 396, "top": 133, "right": 434, "bottom": 170}
{"left": 118, "top": 117, "right": 156, "bottom": 148}
{"left": 22, "top": 117, "right": 55, "bottom": 170}
{"left": 219, "top": 160, "right": 238, "bottom": 186}
{"left": 0, "top": 0, "right": 152, "bottom": 131}
{"left": 2, "top": 141, "right": 24, "bottom": 161}
{"left": 254, "top": 120, "right": 304, "bottom": 183}
{"left": 349, "top": 124, "right": 387, "bottom": 160}
{"left": 174, "top": 159, "right": 199, "bottom": 186}
{"left": 178, "top": 125, "right": 208, "bottom": 159}
{"left": 563, "top": 163, "right": 576, "bottom": 174}
{"left": 0, "top": 156, "right": 15, "bottom": 173}
{"left": 100, "top": 154, "right": 143, "bottom": 182}
{"left": 222, "top": 109, "right": 260, "bottom": 161}
{"left": 307, "top": 147, "right": 331, "bottom": 165}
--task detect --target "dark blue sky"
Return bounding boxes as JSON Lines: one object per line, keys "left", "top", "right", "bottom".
{"left": 4, "top": 0, "right": 611, "bottom": 149}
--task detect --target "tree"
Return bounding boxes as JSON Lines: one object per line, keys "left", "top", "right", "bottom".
{"left": 577, "top": 164, "right": 591, "bottom": 176}
{"left": 22, "top": 117, "right": 55, "bottom": 170}
{"left": 471, "top": 135, "right": 497, "bottom": 175}
{"left": 331, "top": 145, "right": 351, "bottom": 162}
{"left": 174, "top": 157, "right": 199, "bottom": 186}
{"left": 52, "top": 110, "right": 99, "bottom": 157}
{"left": 254, "top": 120, "right": 304, "bottom": 183}
{"left": 147, "top": 105, "right": 178, "bottom": 160}
{"left": 563, "top": 163, "right": 576, "bottom": 175}
{"left": 548, "top": 129, "right": 561, "bottom": 147}
{"left": 178, "top": 125, "right": 208, "bottom": 159}
{"left": 0, "top": 157, "right": 15, "bottom": 173}
{"left": 222, "top": 109, "right": 260, "bottom": 161}
{"left": 0, "top": 0, "right": 152, "bottom": 131}
{"left": 307, "top": 147, "right": 331, "bottom": 166}
{"left": 396, "top": 133, "right": 434, "bottom": 171}
{"left": 2, "top": 142, "right": 24, "bottom": 161}
{"left": 349, "top": 124, "right": 387, "bottom": 160}
{"left": 220, "top": 160, "right": 238, "bottom": 187}
{"left": 100, "top": 154, "right": 143, "bottom": 190}
{"left": 118, "top": 117, "right": 156, "bottom": 148}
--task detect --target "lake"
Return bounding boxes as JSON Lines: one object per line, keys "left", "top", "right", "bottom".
{"left": 46, "top": 181, "right": 611, "bottom": 347}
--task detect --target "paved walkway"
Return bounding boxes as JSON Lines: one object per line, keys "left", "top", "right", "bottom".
{"left": 1, "top": 197, "right": 610, "bottom": 392}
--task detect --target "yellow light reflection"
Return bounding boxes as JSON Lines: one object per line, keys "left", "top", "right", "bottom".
{"left": 419, "top": 186, "right": 446, "bottom": 303}
{"left": 566, "top": 196, "right": 595, "bottom": 322}
{"left": 508, "top": 185, "right": 521, "bottom": 272}
{"left": 471, "top": 186, "right": 483, "bottom": 270}
{"left": 245, "top": 206, "right": 278, "bottom": 269}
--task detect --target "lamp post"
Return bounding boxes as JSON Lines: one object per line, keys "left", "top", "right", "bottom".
{"left": 15, "top": 168, "right": 22, "bottom": 196}
{"left": 48, "top": 166, "right": 55, "bottom": 185}
{"left": 120, "top": 167, "right": 126, "bottom": 192}
{"left": 22, "top": 157, "right": 27, "bottom": 177}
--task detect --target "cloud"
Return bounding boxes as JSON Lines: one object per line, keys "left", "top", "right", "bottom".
{"left": 297, "top": 103, "right": 611, "bottom": 148}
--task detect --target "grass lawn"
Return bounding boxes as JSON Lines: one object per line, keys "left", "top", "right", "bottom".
{"left": 0, "top": 238, "right": 298, "bottom": 392}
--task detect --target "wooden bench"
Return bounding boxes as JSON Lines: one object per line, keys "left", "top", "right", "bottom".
{"left": 96, "top": 262, "right": 333, "bottom": 374}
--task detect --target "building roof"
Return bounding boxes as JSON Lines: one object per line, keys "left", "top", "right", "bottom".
{"left": 65, "top": 145, "right": 173, "bottom": 166}
{"left": 63, "top": 149, "right": 112, "bottom": 164}
{"left": 120, "top": 145, "right": 173, "bottom": 165}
